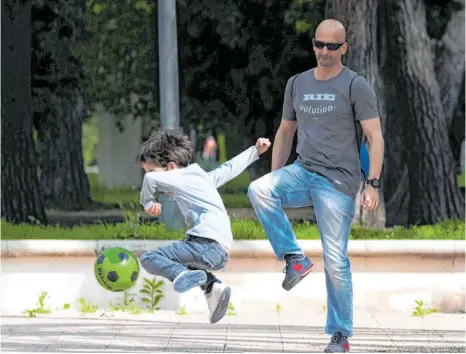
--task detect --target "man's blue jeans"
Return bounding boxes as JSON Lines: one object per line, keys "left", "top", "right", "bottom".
{"left": 248, "top": 162, "right": 355, "bottom": 337}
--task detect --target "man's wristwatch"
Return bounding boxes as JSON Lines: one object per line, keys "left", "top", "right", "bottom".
{"left": 366, "top": 178, "right": 381, "bottom": 188}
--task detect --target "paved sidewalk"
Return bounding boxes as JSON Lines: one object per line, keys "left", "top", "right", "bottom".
{"left": 1, "top": 311, "right": 465, "bottom": 352}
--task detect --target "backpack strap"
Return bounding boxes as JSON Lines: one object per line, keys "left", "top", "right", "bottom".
{"left": 349, "top": 73, "right": 369, "bottom": 181}
{"left": 289, "top": 72, "right": 302, "bottom": 103}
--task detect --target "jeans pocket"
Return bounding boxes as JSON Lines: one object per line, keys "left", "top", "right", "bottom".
{"left": 201, "top": 244, "right": 228, "bottom": 270}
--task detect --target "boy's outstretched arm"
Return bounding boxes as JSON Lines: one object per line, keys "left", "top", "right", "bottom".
{"left": 140, "top": 174, "right": 162, "bottom": 216}
{"left": 207, "top": 138, "right": 271, "bottom": 188}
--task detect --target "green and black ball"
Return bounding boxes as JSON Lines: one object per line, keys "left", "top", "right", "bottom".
{"left": 94, "top": 247, "right": 140, "bottom": 292}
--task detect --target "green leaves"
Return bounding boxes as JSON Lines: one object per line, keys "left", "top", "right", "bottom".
{"left": 79, "top": 0, "right": 324, "bottom": 138}
{"left": 79, "top": 0, "right": 157, "bottom": 120}
{"left": 139, "top": 277, "right": 164, "bottom": 312}
{"left": 77, "top": 297, "right": 98, "bottom": 314}
{"left": 284, "top": 0, "right": 324, "bottom": 35}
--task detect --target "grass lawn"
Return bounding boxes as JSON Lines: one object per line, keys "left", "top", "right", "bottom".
{"left": 2, "top": 218, "right": 464, "bottom": 241}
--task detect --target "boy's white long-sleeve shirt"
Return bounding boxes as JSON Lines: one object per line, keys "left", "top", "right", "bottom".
{"left": 140, "top": 146, "right": 260, "bottom": 250}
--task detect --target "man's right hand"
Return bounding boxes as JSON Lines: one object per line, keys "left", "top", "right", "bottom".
{"left": 145, "top": 203, "right": 162, "bottom": 216}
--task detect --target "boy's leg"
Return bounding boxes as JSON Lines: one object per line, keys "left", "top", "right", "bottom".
{"left": 140, "top": 240, "right": 208, "bottom": 293}
{"left": 182, "top": 237, "right": 231, "bottom": 324}
{"left": 187, "top": 267, "right": 218, "bottom": 293}
{"left": 205, "top": 279, "right": 231, "bottom": 324}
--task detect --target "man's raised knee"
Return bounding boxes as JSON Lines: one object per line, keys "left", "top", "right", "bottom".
{"left": 248, "top": 178, "right": 270, "bottom": 201}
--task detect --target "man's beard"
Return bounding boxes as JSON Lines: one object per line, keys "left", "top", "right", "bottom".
{"left": 318, "top": 56, "right": 335, "bottom": 67}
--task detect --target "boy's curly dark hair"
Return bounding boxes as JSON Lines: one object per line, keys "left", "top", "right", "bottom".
{"left": 136, "top": 130, "right": 193, "bottom": 168}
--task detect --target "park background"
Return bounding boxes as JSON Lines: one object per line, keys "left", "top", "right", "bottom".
{"left": 2, "top": 0, "right": 465, "bottom": 240}
{"left": 1, "top": 0, "right": 466, "bottom": 329}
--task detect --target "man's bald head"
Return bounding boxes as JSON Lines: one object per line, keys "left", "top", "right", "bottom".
{"left": 313, "top": 19, "right": 348, "bottom": 68}
{"left": 315, "top": 19, "right": 346, "bottom": 43}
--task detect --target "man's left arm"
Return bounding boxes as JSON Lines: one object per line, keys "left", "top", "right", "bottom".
{"left": 361, "top": 118, "right": 384, "bottom": 182}
{"left": 353, "top": 77, "right": 385, "bottom": 210}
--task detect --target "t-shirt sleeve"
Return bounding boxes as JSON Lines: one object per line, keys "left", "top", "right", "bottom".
{"left": 351, "top": 76, "right": 379, "bottom": 121}
{"left": 140, "top": 173, "right": 157, "bottom": 210}
{"left": 282, "top": 75, "right": 297, "bottom": 121}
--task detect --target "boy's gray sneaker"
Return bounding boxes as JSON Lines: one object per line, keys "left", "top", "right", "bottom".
{"left": 206, "top": 282, "right": 231, "bottom": 324}
{"left": 324, "top": 332, "right": 350, "bottom": 353}
{"left": 282, "top": 255, "right": 315, "bottom": 291}
{"left": 173, "top": 270, "right": 207, "bottom": 293}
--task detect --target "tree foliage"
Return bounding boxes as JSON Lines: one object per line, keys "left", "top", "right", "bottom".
{"left": 78, "top": 0, "right": 157, "bottom": 126}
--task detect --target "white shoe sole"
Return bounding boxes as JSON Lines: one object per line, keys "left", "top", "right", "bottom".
{"left": 210, "top": 286, "right": 231, "bottom": 324}
{"left": 173, "top": 270, "right": 207, "bottom": 293}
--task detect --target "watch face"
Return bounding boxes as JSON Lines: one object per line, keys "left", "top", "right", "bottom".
{"left": 370, "top": 179, "right": 380, "bottom": 188}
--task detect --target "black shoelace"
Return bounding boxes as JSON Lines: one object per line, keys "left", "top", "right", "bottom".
{"left": 330, "top": 332, "right": 346, "bottom": 344}
{"left": 283, "top": 255, "right": 305, "bottom": 273}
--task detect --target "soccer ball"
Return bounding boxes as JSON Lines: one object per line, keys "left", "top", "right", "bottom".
{"left": 94, "top": 247, "right": 140, "bottom": 292}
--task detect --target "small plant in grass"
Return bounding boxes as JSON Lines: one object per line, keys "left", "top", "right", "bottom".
{"left": 36, "top": 291, "right": 51, "bottom": 314}
{"left": 123, "top": 301, "right": 143, "bottom": 315}
{"left": 23, "top": 291, "right": 51, "bottom": 317}
{"left": 139, "top": 277, "right": 164, "bottom": 312}
{"left": 109, "top": 290, "right": 143, "bottom": 315}
{"left": 24, "top": 309, "right": 38, "bottom": 318}
{"left": 118, "top": 203, "right": 142, "bottom": 239}
{"left": 226, "top": 302, "right": 236, "bottom": 316}
{"left": 77, "top": 298, "right": 98, "bottom": 314}
{"left": 27, "top": 215, "right": 42, "bottom": 226}
{"left": 275, "top": 304, "right": 282, "bottom": 313}
{"left": 412, "top": 300, "right": 438, "bottom": 317}
{"left": 176, "top": 305, "right": 189, "bottom": 316}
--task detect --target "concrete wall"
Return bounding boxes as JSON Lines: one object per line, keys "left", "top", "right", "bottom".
{"left": 97, "top": 113, "right": 143, "bottom": 189}
{"left": 1, "top": 257, "right": 465, "bottom": 316}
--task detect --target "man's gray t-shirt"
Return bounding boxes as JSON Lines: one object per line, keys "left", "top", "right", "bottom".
{"left": 282, "top": 66, "right": 379, "bottom": 199}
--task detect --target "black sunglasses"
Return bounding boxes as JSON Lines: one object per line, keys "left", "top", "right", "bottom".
{"left": 313, "top": 38, "right": 346, "bottom": 51}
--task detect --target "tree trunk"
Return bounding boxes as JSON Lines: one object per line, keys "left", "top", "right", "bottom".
{"left": 34, "top": 88, "right": 92, "bottom": 209}
{"left": 449, "top": 73, "right": 465, "bottom": 167}
{"left": 385, "top": 0, "right": 464, "bottom": 224}
{"left": 326, "top": 0, "right": 387, "bottom": 228}
{"left": 434, "top": 0, "right": 465, "bottom": 126}
{"left": 32, "top": 0, "right": 91, "bottom": 209}
{"left": 1, "top": 0, "right": 47, "bottom": 224}
{"left": 434, "top": 0, "right": 465, "bottom": 170}
{"left": 378, "top": 1, "right": 411, "bottom": 226}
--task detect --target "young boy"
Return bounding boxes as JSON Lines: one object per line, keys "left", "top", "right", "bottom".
{"left": 137, "top": 130, "right": 271, "bottom": 324}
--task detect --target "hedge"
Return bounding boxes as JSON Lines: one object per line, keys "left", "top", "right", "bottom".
{"left": 1, "top": 218, "right": 464, "bottom": 240}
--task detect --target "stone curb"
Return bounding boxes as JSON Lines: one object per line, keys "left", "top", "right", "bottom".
{"left": 1, "top": 240, "right": 464, "bottom": 258}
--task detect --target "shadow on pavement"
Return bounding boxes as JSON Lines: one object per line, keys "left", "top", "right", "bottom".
{"left": 1, "top": 317, "right": 465, "bottom": 353}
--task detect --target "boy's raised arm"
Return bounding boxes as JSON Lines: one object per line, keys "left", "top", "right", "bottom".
{"left": 207, "top": 138, "right": 270, "bottom": 188}
{"left": 140, "top": 174, "right": 158, "bottom": 210}
{"left": 207, "top": 146, "right": 259, "bottom": 188}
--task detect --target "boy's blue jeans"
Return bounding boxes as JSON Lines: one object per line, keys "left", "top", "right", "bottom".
{"left": 248, "top": 162, "right": 356, "bottom": 337}
{"left": 140, "top": 235, "right": 229, "bottom": 291}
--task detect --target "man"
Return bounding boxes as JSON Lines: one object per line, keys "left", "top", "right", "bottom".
{"left": 248, "top": 19, "right": 384, "bottom": 353}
